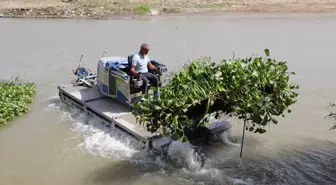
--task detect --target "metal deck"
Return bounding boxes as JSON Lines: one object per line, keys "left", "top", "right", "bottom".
{"left": 58, "top": 85, "right": 156, "bottom": 142}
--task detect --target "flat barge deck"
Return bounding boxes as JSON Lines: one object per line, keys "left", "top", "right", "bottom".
{"left": 58, "top": 84, "right": 157, "bottom": 144}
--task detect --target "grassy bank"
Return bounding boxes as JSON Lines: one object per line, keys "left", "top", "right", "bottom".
{"left": 0, "top": 0, "right": 336, "bottom": 19}
{"left": 0, "top": 77, "right": 36, "bottom": 126}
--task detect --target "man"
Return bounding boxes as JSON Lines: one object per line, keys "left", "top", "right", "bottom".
{"left": 130, "top": 43, "right": 160, "bottom": 95}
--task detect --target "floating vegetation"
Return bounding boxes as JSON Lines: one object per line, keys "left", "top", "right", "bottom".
{"left": 0, "top": 76, "right": 36, "bottom": 126}
{"left": 133, "top": 49, "right": 299, "bottom": 141}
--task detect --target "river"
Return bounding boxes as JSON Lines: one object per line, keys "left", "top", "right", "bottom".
{"left": 0, "top": 13, "right": 336, "bottom": 185}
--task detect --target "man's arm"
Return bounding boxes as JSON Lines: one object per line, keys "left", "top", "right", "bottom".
{"left": 131, "top": 56, "right": 140, "bottom": 77}
{"left": 147, "top": 57, "right": 158, "bottom": 71}
{"left": 148, "top": 62, "right": 158, "bottom": 71}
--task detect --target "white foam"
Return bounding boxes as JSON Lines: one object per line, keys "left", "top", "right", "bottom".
{"left": 46, "top": 101, "right": 142, "bottom": 160}
{"left": 168, "top": 141, "right": 198, "bottom": 168}
{"left": 167, "top": 140, "right": 220, "bottom": 175}
{"left": 79, "top": 130, "right": 137, "bottom": 159}
{"left": 221, "top": 130, "right": 241, "bottom": 147}
{"left": 166, "top": 141, "right": 222, "bottom": 182}
{"left": 232, "top": 178, "right": 254, "bottom": 185}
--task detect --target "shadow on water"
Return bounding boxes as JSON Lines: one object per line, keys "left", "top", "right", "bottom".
{"left": 83, "top": 143, "right": 336, "bottom": 185}
{"left": 83, "top": 159, "right": 165, "bottom": 185}
{"left": 219, "top": 144, "right": 336, "bottom": 185}
{"left": 82, "top": 156, "right": 232, "bottom": 185}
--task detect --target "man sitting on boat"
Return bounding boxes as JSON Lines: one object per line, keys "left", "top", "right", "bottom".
{"left": 130, "top": 43, "right": 160, "bottom": 95}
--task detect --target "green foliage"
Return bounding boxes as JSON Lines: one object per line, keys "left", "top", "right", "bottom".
{"left": 0, "top": 77, "right": 36, "bottom": 126}
{"left": 135, "top": 4, "right": 152, "bottom": 15}
{"left": 132, "top": 49, "right": 299, "bottom": 141}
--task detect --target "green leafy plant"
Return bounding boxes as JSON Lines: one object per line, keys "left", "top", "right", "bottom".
{"left": 132, "top": 49, "right": 299, "bottom": 141}
{"left": 135, "top": 4, "right": 152, "bottom": 15}
{"left": 0, "top": 76, "right": 36, "bottom": 126}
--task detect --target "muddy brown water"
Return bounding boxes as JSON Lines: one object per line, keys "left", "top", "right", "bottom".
{"left": 1, "top": 13, "right": 336, "bottom": 185}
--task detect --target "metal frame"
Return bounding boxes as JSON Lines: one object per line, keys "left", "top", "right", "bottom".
{"left": 58, "top": 85, "right": 151, "bottom": 143}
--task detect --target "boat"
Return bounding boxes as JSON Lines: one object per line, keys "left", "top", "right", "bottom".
{"left": 57, "top": 51, "right": 232, "bottom": 156}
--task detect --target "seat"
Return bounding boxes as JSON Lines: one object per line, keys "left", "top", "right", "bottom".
{"left": 128, "top": 54, "right": 145, "bottom": 89}
{"left": 127, "top": 54, "right": 135, "bottom": 76}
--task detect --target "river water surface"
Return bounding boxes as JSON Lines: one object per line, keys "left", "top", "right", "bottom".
{"left": 1, "top": 13, "right": 336, "bottom": 185}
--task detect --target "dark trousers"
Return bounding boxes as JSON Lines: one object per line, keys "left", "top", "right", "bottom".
{"left": 139, "top": 72, "right": 159, "bottom": 94}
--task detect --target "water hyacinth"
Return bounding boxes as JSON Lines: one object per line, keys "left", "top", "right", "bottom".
{"left": 132, "top": 49, "right": 299, "bottom": 141}
{"left": 0, "top": 77, "right": 36, "bottom": 125}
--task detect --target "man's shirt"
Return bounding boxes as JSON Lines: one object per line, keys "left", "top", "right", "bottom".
{"left": 131, "top": 52, "right": 150, "bottom": 73}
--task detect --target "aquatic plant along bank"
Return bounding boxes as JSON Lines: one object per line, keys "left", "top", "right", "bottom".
{"left": 0, "top": 77, "right": 36, "bottom": 126}
{"left": 1, "top": 0, "right": 336, "bottom": 19}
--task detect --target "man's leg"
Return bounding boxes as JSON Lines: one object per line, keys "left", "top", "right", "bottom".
{"left": 139, "top": 74, "right": 149, "bottom": 94}
{"left": 141, "top": 73, "right": 159, "bottom": 87}
{"left": 140, "top": 73, "right": 159, "bottom": 97}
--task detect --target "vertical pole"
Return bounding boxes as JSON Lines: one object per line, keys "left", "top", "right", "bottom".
{"left": 228, "top": 44, "right": 235, "bottom": 61}
{"left": 239, "top": 119, "right": 247, "bottom": 158}
{"left": 102, "top": 49, "right": 107, "bottom": 57}
{"left": 79, "top": 53, "right": 84, "bottom": 68}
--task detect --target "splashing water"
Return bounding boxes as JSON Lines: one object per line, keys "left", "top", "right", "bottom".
{"left": 221, "top": 129, "right": 241, "bottom": 147}
{"left": 164, "top": 140, "right": 225, "bottom": 182}
{"left": 46, "top": 100, "right": 143, "bottom": 160}
{"left": 45, "top": 97, "right": 239, "bottom": 177}
{"left": 232, "top": 178, "right": 254, "bottom": 185}
{"left": 166, "top": 128, "right": 239, "bottom": 173}
{"left": 167, "top": 141, "right": 202, "bottom": 170}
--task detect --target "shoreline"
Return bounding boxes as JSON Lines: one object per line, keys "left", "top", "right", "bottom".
{"left": 0, "top": 1, "right": 336, "bottom": 19}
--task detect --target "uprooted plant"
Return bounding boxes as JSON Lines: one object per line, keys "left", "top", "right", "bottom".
{"left": 0, "top": 76, "right": 37, "bottom": 126}
{"left": 132, "top": 49, "right": 299, "bottom": 141}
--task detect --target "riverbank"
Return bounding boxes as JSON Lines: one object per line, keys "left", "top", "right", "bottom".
{"left": 0, "top": 0, "right": 336, "bottom": 19}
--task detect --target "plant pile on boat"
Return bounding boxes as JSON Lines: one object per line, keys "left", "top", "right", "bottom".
{"left": 0, "top": 77, "right": 36, "bottom": 126}
{"left": 132, "top": 49, "right": 299, "bottom": 141}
